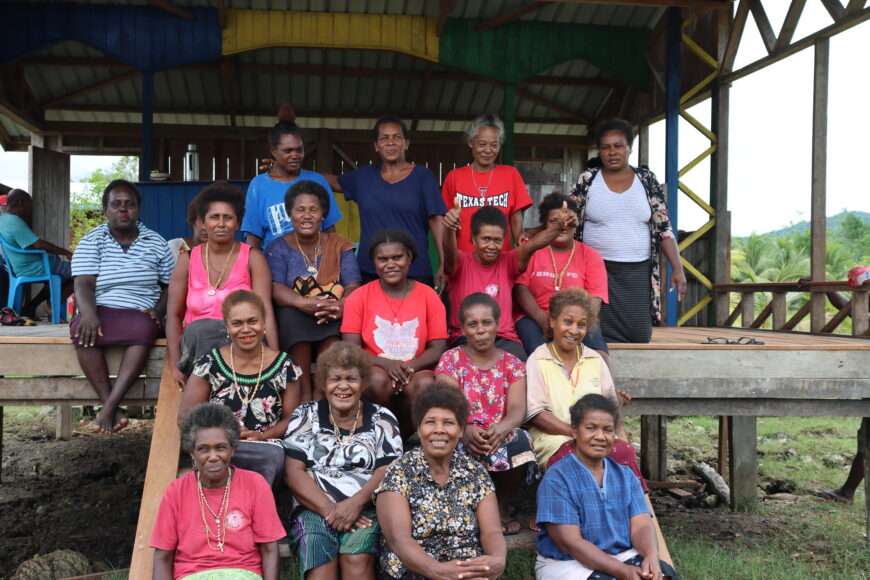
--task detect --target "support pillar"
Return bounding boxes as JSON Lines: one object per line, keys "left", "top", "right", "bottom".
{"left": 810, "top": 39, "right": 830, "bottom": 333}
{"left": 501, "top": 83, "right": 517, "bottom": 165}
{"left": 637, "top": 123, "right": 649, "bottom": 167}
{"left": 729, "top": 416, "right": 758, "bottom": 511}
{"left": 641, "top": 416, "right": 667, "bottom": 481}
{"left": 140, "top": 71, "right": 154, "bottom": 182}
{"left": 664, "top": 7, "right": 682, "bottom": 327}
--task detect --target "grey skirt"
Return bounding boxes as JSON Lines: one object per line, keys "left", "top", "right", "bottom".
{"left": 178, "top": 318, "right": 229, "bottom": 375}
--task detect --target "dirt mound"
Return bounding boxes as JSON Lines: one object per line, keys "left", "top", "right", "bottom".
{"left": 0, "top": 417, "right": 151, "bottom": 577}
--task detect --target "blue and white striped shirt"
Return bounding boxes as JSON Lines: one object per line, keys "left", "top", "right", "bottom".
{"left": 71, "top": 222, "right": 175, "bottom": 311}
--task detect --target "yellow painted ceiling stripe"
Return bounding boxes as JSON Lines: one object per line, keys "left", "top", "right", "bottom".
{"left": 223, "top": 9, "right": 439, "bottom": 63}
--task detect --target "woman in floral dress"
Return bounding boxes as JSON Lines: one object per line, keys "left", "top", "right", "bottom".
{"left": 180, "top": 290, "right": 301, "bottom": 485}
{"left": 435, "top": 292, "right": 535, "bottom": 535}
{"left": 375, "top": 382, "right": 506, "bottom": 580}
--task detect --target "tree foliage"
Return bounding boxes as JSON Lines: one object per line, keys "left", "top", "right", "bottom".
{"left": 70, "top": 156, "right": 139, "bottom": 247}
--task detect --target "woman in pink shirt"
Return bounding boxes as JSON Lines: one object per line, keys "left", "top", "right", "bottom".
{"left": 152, "top": 402, "right": 285, "bottom": 580}
{"left": 166, "top": 183, "right": 278, "bottom": 388}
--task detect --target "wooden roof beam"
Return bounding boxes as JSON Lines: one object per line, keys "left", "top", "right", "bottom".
{"left": 820, "top": 0, "right": 845, "bottom": 21}
{"left": 775, "top": 0, "right": 807, "bottom": 51}
{"left": 549, "top": 1, "right": 731, "bottom": 8}
{"left": 516, "top": 86, "right": 590, "bottom": 124}
{"left": 749, "top": 0, "right": 777, "bottom": 54}
{"left": 41, "top": 69, "right": 139, "bottom": 109}
{"left": 476, "top": 1, "right": 554, "bottom": 32}
{"left": 148, "top": 0, "right": 193, "bottom": 20}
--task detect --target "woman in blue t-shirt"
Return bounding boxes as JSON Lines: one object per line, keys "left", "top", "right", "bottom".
{"left": 326, "top": 116, "right": 448, "bottom": 289}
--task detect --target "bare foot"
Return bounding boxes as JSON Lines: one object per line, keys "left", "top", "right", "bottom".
{"left": 501, "top": 519, "right": 521, "bottom": 536}
{"left": 93, "top": 408, "right": 115, "bottom": 433}
{"left": 112, "top": 410, "right": 129, "bottom": 433}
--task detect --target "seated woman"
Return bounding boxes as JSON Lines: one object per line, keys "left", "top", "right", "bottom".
{"left": 515, "top": 192, "right": 609, "bottom": 361}
{"left": 376, "top": 382, "right": 506, "bottom": 580}
{"left": 180, "top": 290, "right": 300, "bottom": 486}
{"left": 283, "top": 342, "right": 403, "bottom": 580}
{"left": 526, "top": 289, "right": 642, "bottom": 484}
{"left": 152, "top": 402, "right": 285, "bottom": 580}
{"left": 70, "top": 180, "right": 175, "bottom": 433}
{"left": 435, "top": 292, "right": 535, "bottom": 536}
{"left": 166, "top": 193, "right": 208, "bottom": 263}
{"left": 166, "top": 182, "right": 279, "bottom": 388}
{"left": 266, "top": 180, "right": 361, "bottom": 401}
{"left": 341, "top": 229, "right": 447, "bottom": 425}
{"left": 535, "top": 395, "right": 679, "bottom": 580}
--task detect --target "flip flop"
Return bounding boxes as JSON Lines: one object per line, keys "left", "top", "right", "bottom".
{"left": 812, "top": 489, "right": 853, "bottom": 504}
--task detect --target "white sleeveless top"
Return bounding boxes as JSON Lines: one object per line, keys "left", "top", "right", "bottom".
{"left": 582, "top": 172, "right": 651, "bottom": 262}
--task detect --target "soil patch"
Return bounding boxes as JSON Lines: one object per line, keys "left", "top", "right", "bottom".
{"left": 0, "top": 413, "right": 150, "bottom": 578}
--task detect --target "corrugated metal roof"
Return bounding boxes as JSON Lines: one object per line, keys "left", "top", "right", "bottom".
{"left": 8, "top": 1, "right": 665, "bottom": 141}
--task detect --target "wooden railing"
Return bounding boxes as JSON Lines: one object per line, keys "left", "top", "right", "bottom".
{"left": 714, "top": 282, "right": 870, "bottom": 337}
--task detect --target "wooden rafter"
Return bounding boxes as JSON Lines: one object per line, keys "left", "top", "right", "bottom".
{"left": 722, "top": 0, "right": 751, "bottom": 73}
{"left": 148, "top": 0, "right": 193, "bottom": 20}
{"left": 476, "top": 1, "right": 554, "bottom": 32}
{"left": 0, "top": 119, "right": 11, "bottom": 149}
{"left": 219, "top": 57, "right": 241, "bottom": 124}
{"left": 41, "top": 69, "right": 138, "bottom": 108}
{"left": 775, "top": 0, "right": 807, "bottom": 51}
{"left": 820, "top": 0, "right": 846, "bottom": 21}
{"left": 215, "top": 0, "right": 227, "bottom": 29}
{"left": 749, "top": 0, "right": 777, "bottom": 54}
{"left": 846, "top": 0, "right": 866, "bottom": 14}
{"left": 437, "top": 0, "right": 460, "bottom": 36}
{"left": 549, "top": 0, "right": 731, "bottom": 8}
{"left": 516, "top": 85, "right": 590, "bottom": 124}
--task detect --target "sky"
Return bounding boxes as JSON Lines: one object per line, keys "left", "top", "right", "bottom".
{"left": 0, "top": 3, "right": 867, "bottom": 236}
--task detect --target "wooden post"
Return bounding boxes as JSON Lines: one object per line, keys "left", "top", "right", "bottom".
{"left": 718, "top": 417, "right": 729, "bottom": 478}
{"left": 500, "top": 83, "right": 517, "bottom": 165}
{"left": 740, "top": 292, "right": 755, "bottom": 328}
{"left": 637, "top": 123, "right": 649, "bottom": 167}
{"left": 810, "top": 38, "right": 829, "bottom": 333}
{"left": 852, "top": 290, "right": 869, "bottom": 336}
{"left": 771, "top": 292, "right": 788, "bottom": 329}
{"left": 140, "top": 71, "right": 154, "bottom": 182}
{"left": 729, "top": 415, "right": 758, "bottom": 511}
{"left": 860, "top": 418, "right": 870, "bottom": 542}
{"left": 56, "top": 403, "right": 73, "bottom": 440}
{"left": 316, "top": 128, "right": 333, "bottom": 173}
{"left": 711, "top": 7, "right": 731, "bottom": 328}
{"left": 663, "top": 6, "right": 682, "bottom": 327}
{"left": 641, "top": 416, "right": 667, "bottom": 481}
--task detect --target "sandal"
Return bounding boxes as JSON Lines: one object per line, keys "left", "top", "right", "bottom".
{"left": 0, "top": 307, "right": 33, "bottom": 326}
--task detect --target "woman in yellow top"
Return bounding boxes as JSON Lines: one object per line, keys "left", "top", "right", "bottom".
{"left": 525, "top": 289, "right": 644, "bottom": 487}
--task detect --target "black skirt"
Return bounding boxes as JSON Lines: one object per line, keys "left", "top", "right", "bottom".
{"left": 276, "top": 306, "right": 340, "bottom": 350}
{"left": 599, "top": 259, "right": 652, "bottom": 344}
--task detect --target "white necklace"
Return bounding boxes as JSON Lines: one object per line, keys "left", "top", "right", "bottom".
{"left": 196, "top": 466, "right": 232, "bottom": 552}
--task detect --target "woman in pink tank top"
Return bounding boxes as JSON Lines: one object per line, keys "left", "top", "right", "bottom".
{"left": 166, "top": 183, "right": 279, "bottom": 388}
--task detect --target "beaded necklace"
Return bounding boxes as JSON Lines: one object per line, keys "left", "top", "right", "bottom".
{"left": 196, "top": 466, "right": 233, "bottom": 552}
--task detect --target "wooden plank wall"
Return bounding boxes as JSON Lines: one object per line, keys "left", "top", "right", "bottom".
{"left": 28, "top": 146, "right": 70, "bottom": 247}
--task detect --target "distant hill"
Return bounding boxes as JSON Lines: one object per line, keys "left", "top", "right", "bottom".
{"left": 739, "top": 210, "right": 870, "bottom": 239}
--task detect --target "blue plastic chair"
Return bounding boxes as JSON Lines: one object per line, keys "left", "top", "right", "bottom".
{"left": 0, "top": 232, "right": 65, "bottom": 324}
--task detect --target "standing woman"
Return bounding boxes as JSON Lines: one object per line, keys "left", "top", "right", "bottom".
{"left": 328, "top": 116, "right": 447, "bottom": 288}
{"left": 70, "top": 180, "right": 175, "bottom": 433}
{"left": 441, "top": 114, "right": 532, "bottom": 251}
{"left": 267, "top": 180, "right": 361, "bottom": 402}
{"left": 166, "top": 182, "right": 279, "bottom": 388}
{"left": 570, "top": 118, "right": 686, "bottom": 343}
{"left": 340, "top": 230, "right": 447, "bottom": 424}
{"left": 242, "top": 121, "right": 342, "bottom": 251}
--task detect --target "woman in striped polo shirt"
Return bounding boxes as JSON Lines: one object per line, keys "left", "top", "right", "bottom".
{"left": 70, "top": 179, "right": 175, "bottom": 433}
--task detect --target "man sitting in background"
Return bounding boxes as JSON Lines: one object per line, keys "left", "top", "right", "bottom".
{"left": 0, "top": 189, "right": 74, "bottom": 318}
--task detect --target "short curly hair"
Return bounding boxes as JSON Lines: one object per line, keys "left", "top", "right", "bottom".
{"left": 196, "top": 181, "right": 245, "bottom": 223}
{"left": 315, "top": 341, "right": 372, "bottom": 394}
{"left": 102, "top": 179, "right": 141, "bottom": 211}
{"left": 284, "top": 179, "right": 331, "bottom": 218}
{"left": 594, "top": 118, "right": 635, "bottom": 149}
{"left": 412, "top": 381, "right": 469, "bottom": 429}
{"left": 458, "top": 292, "right": 501, "bottom": 324}
{"left": 548, "top": 288, "right": 598, "bottom": 329}
{"left": 180, "top": 403, "right": 240, "bottom": 454}
{"left": 537, "top": 192, "right": 579, "bottom": 227}
{"left": 569, "top": 393, "right": 619, "bottom": 428}
{"left": 221, "top": 289, "right": 266, "bottom": 322}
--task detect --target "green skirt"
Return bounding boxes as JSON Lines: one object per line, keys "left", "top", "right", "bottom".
{"left": 182, "top": 570, "right": 262, "bottom": 580}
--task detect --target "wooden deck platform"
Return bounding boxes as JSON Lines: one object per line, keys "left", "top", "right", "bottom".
{"left": 1, "top": 323, "right": 869, "bottom": 568}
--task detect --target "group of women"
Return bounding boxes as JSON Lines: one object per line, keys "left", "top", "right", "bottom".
{"left": 65, "top": 113, "right": 683, "bottom": 579}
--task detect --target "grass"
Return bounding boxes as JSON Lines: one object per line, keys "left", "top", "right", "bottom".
{"left": 16, "top": 410, "right": 867, "bottom": 580}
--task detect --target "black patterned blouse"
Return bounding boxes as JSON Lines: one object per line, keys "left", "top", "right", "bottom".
{"left": 192, "top": 348, "right": 300, "bottom": 433}
{"left": 375, "top": 447, "right": 496, "bottom": 579}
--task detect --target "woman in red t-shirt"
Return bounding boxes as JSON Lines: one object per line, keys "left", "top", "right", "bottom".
{"left": 441, "top": 114, "right": 533, "bottom": 252}
{"left": 341, "top": 229, "right": 448, "bottom": 431}
{"left": 151, "top": 403, "right": 285, "bottom": 580}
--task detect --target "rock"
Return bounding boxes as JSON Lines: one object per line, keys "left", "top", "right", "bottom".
{"left": 11, "top": 549, "right": 92, "bottom": 580}
{"left": 692, "top": 461, "right": 731, "bottom": 505}
{"left": 704, "top": 494, "right": 719, "bottom": 508}
{"left": 822, "top": 454, "right": 846, "bottom": 468}
{"left": 765, "top": 479, "right": 796, "bottom": 494}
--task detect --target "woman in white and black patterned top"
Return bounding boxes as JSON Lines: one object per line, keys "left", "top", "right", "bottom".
{"left": 283, "top": 341, "right": 402, "bottom": 580}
